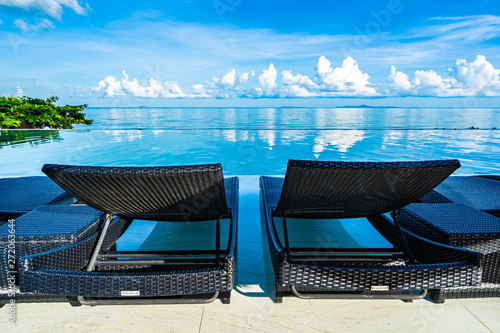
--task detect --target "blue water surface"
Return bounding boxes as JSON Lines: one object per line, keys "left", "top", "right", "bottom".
{"left": 1, "top": 107, "right": 499, "bottom": 176}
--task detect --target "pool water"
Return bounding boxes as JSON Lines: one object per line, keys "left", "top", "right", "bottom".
{"left": 1, "top": 107, "right": 499, "bottom": 176}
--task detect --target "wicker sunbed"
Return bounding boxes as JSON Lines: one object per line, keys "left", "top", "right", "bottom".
{"left": 18, "top": 163, "right": 238, "bottom": 305}
{"left": 420, "top": 176, "right": 500, "bottom": 217}
{"left": 0, "top": 176, "right": 71, "bottom": 221}
{"left": 398, "top": 203, "right": 500, "bottom": 303}
{"left": 0, "top": 204, "right": 130, "bottom": 306}
{"left": 260, "top": 159, "right": 482, "bottom": 302}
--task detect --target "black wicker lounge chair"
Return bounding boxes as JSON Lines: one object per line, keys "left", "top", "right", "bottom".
{"left": 260, "top": 159, "right": 482, "bottom": 302}
{"left": 0, "top": 176, "right": 71, "bottom": 221}
{"left": 420, "top": 176, "right": 500, "bottom": 217}
{"left": 398, "top": 203, "right": 500, "bottom": 303}
{"left": 18, "top": 163, "right": 238, "bottom": 305}
{"left": 0, "top": 205, "right": 129, "bottom": 306}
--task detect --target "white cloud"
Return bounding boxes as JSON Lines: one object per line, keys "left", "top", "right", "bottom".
{"left": 15, "top": 86, "right": 24, "bottom": 97}
{"left": 93, "top": 55, "right": 500, "bottom": 100}
{"left": 0, "top": 0, "right": 88, "bottom": 20}
{"left": 388, "top": 66, "right": 411, "bottom": 92}
{"left": 93, "top": 75, "right": 124, "bottom": 97}
{"left": 281, "top": 70, "right": 316, "bottom": 87}
{"left": 279, "top": 70, "right": 318, "bottom": 97}
{"left": 258, "top": 63, "right": 278, "bottom": 96}
{"left": 220, "top": 68, "right": 236, "bottom": 86}
{"left": 281, "top": 85, "right": 317, "bottom": 98}
{"left": 451, "top": 55, "right": 500, "bottom": 95}
{"left": 0, "top": 18, "right": 3, "bottom": 25}
{"left": 316, "top": 56, "right": 378, "bottom": 97}
{"left": 239, "top": 72, "right": 249, "bottom": 84}
{"left": 93, "top": 71, "right": 215, "bottom": 99}
{"left": 388, "top": 55, "right": 500, "bottom": 97}
{"left": 191, "top": 84, "right": 212, "bottom": 98}
{"left": 14, "top": 18, "right": 54, "bottom": 32}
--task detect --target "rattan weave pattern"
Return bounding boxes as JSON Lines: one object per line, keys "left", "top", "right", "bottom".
{"left": 398, "top": 203, "right": 500, "bottom": 301}
{"left": 260, "top": 174, "right": 481, "bottom": 295}
{"left": 0, "top": 176, "right": 66, "bottom": 219}
{"left": 428, "top": 283, "right": 500, "bottom": 303}
{"left": 42, "top": 164, "right": 230, "bottom": 221}
{"left": 0, "top": 205, "right": 103, "bottom": 291}
{"left": 18, "top": 177, "right": 238, "bottom": 298}
{"left": 400, "top": 204, "right": 500, "bottom": 242}
{"left": 273, "top": 159, "right": 460, "bottom": 218}
{"left": 419, "top": 176, "right": 500, "bottom": 217}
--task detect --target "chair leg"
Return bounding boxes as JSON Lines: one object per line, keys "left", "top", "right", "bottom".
{"left": 220, "top": 291, "right": 231, "bottom": 304}
{"left": 87, "top": 213, "right": 114, "bottom": 272}
{"left": 275, "top": 281, "right": 284, "bottom": 303}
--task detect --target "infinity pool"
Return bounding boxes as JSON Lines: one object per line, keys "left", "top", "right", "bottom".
{"left": 1, "top": 107, "right": 499, "bottom": 177}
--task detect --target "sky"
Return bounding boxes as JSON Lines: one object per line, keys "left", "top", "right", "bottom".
{"left": 1, "top": 0, "right": 500, "bottom": 107}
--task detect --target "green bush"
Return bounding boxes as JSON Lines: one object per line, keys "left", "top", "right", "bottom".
{"left": 0, "top": 96, "right": 93, "bottom": 129}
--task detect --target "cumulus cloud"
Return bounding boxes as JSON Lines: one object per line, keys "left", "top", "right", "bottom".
{"left": 93, "top": 55, "right": 500, "bottom": 99}
{"left": 0, "top": 0, "right": 88, "bottom": 20}
{"left": 388, "top": 66, "right": 411, "bottom": 92}
{"left": 209, "top": 68, "right": 249, "bottom": 97}
{"left": 282, "top": 70, "right": 316, "bottom": 87}
{"left": 15, "top": 86, "right": 24, "bottom": 97}
{"left": 243, "top": 56, "right": 379, "bottom": 98}
{"left": 258, "top": 63, "right": 278, "bottom": 95}
{"left": 220, "top": 68, "right": 236, "bottom": 86}
{"left": 93, "top": 75, "right": 124, "bottom": 97}
{"left": 451, "top": 55, "right": 500, "bottom": 95}
{"left": 388, "top": 55, "right": 500, "bottom": 96}
{"left": 239, "top": 72, "right": 249, "bottom": 84}
{"left": 280, "top": 70, "right": 318, "bottom": 97}
{"left": 316, "top": 56, "right": 378, "bottom": 97}
{"left": 14, "top": 18, "right": 54, "bottom": 32}
{"left": 93, "top": 71, "right": 192, "bottom": 99}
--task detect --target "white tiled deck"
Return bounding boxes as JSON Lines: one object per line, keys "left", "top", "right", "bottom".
{"left": 1, "top": 176, "right": 499, "bottom": 332}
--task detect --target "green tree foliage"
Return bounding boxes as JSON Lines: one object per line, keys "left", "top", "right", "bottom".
{"left": 0, "top": 96, "right": 93, "bottom": 129}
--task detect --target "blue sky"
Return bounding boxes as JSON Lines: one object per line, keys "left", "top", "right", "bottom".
{"left": 1, "top": 0, "right": 500, "bottom": 106}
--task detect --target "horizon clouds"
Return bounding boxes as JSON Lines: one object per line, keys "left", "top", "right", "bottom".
{"left": 91, "top": 55, "right": 500, "bottom": 99}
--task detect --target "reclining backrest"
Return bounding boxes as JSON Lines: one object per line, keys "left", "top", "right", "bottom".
{"left": 273, "top": 159, "right": 460, "bottom": 218}
{"left": 42, "top": 164, "right": 230, "bottom": 221}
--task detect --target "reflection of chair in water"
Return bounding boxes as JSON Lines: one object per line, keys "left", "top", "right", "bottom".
{"left": 19, "top": 163, "right": 238, "bottom": 305}
{"left": 260, "top": 159, "right": 482, "bottom": 302}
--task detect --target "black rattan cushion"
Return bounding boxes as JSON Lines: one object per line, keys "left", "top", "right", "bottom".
{"left": 0, "top": 177, "right": 66, "bottom": 219}
{"left": 428, "top": 176, "right": 500, "bottom": 214}
{"left": 42, "top": 164, "right": 230, "bottom": 221}
{"left": 273, "top": 159, "right": 460, "bottom": 218}
{"left": 400, "top": 203, "right": 500, "bottom": 243}
{"left": 0, "top": 205, "right": 102, "bottom": 241}
{"left": 0, "top": 205, "right": 103, "bottom": 290}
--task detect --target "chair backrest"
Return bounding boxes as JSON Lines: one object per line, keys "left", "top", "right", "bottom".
{"left": 273, "top": 159, "right": 460, "bottom": 218}
{"left": 42, "top": 164, "right": 230, "bottom": 221}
